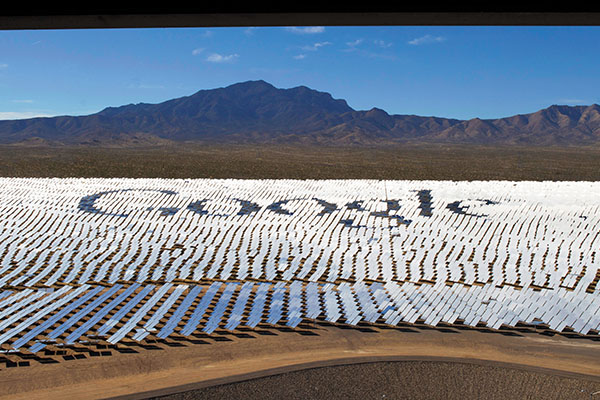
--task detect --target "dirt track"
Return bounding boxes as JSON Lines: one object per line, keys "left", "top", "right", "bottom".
{"left": 147, "top": 360, "right": 600, "bottom": 400}
{"left": 1, "top": 322, "right": 598, "bottom": 400}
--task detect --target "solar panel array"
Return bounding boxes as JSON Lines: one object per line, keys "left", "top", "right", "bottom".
{"left": 0, "top": 178, "right": 598, "bottom": 352}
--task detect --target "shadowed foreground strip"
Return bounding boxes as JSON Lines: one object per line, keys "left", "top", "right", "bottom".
{"left": 148, "top": 361, "right": 599, "bottom": 400}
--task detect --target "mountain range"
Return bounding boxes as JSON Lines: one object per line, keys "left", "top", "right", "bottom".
{"left": 1, "top": 80, "right": 600, "bottom": 146}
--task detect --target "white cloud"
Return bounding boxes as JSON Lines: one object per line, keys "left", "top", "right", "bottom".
{"left": 206, "top": 53, "right": 239, "bottom": 63}
{"left": 201, "top": 30, "right": 213, "bottom": 38}
{"left": 285, "top": 26, "right": 325, "bottom": 34}
{"left": 244, "top": 27, "right": 258, "bottom": 36}
{"left": 12, "top": 99, "right": 34, "bottom": 103}
{"left": 301, "top": 41, "right": 332, "bottom": 51}
{"left": 192, "top": 48, "right": 205, "bottom": 56}
{"left": 0, "top": 111, "right": 54, "bottom": 120}
{"left": 374, "top": 39, "right": 393, "bottom": 48}
{"left": 341, "top": 46, "right": 397, "bottom": 60}
{"left": 558, "top": 98, "right": 588, "bottom": 105}
{"left": 408, "top": 35, "right": 446, "bottom": 45}
{"left": 0, "top": 63, "right": 7, "bottom": 69}
{"left": 293, "top": 54, "right": 306, "bottom": 60}
{"left": 346, "top": 39, "right": 363, "bottom": 47}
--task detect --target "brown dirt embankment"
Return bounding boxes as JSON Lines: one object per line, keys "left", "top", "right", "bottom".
{"left": 1, "top": 322, "right": 599, "bottom": 400}
{"left": 146, "top": 359, "right": 600, "bottom": 400}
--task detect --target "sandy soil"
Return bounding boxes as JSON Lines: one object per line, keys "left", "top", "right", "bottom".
{"left": 0, "top": 322, "right": 598, "bottom": 400}
{"left": 149, "top": 360, "right": 600, "bottom": 400}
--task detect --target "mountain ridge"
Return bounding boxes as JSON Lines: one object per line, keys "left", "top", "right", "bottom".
{"left": 1, "top": 80, "right": 599, "bottom": 146}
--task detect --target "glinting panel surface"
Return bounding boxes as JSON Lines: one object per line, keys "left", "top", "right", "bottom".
{"left": 0, "top": 178, "right": 599, "bottom": 351}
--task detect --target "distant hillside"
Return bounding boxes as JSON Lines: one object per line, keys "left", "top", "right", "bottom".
{"left": 1, "top": 80, "right": 599, "bottom": 146}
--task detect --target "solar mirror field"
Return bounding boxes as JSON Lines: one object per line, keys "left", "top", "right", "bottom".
{"left": 0, "top": 177, "right": 598, "bottom": 361}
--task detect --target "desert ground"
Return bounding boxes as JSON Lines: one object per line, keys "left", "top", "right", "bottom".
{"left": 150, "top": 360, "right": 600, "bottom": 400}
{"left": 1, "top": 143, "right": 600, "bottom": 181}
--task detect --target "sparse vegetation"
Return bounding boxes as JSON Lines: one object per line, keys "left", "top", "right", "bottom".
{"left": 1, "top": 143, "right": 600, "bottom": 181}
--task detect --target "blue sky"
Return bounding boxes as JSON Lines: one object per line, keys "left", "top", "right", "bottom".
{"left": 1, "top": 26, "right": 599, "bottom": 120}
